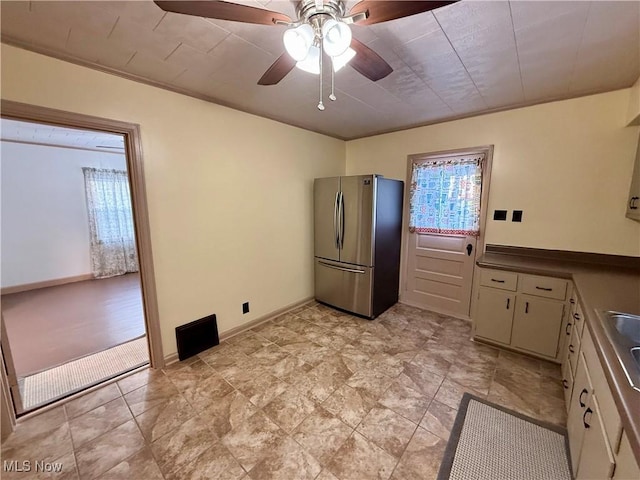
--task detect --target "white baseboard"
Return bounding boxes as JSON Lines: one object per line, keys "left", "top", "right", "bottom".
{"left": 1, "top": 273, "right": 94, "bottom": 295}
{"left": 163, "top": 352, "right": 180, "bottom": 367}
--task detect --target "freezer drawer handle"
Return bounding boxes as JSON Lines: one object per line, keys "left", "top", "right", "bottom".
{"left": 318, "top": 261, "right": 365, "bottom": 274}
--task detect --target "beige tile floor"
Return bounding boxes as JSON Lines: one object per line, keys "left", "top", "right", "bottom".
{"left": 1, "top": 302, "right": 566, "bottom": 480}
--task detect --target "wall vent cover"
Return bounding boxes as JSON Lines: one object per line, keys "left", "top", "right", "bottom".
{"left": 175, "top": 314, "right": 219, "bottom": 361}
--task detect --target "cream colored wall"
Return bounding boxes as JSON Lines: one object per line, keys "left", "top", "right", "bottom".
{"left": 1, "top": 45, "right": 345, "bottom": 358}
{"left": 627, "top": 76, "right": 640, "bottom": 125}
{"left": 347, "top": 90, "right": 640, "bottom": 257}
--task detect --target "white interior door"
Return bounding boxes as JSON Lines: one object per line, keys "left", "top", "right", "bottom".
{"left": 402, "top": 232, "right": 477, "bottom": 317}
{"left": 401, "top": 150, "right": 487, "bottom": 319}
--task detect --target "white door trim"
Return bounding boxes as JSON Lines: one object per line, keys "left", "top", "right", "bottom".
{"left": 399, "top": 145, "right": 494, "bottom": 319}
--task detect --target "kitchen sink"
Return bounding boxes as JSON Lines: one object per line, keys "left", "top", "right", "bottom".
{"left": 599, "top": 311, "right": 640, "bottom": 392}
{"left": 632, "top": 347, "right": 640, "bottom": 370}
{"left": 609, "top": 313, "right": 640, "bottom": 344}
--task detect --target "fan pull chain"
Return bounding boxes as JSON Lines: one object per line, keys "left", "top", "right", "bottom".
{"left": 329, "top": 61, "right": 336, "bottom": 101}
{"left": 318, "top": 38, "right": 325, "bottom": 111}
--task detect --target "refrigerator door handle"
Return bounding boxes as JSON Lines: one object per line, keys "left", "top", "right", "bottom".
{"left": 318, "top": 261, "right": 365, "bottom": 274}
{"left": 333, "top": 192, "right": 340, "bottom": 249}
{"left": 339, "top": 191, "right": 345, "bottom": 249}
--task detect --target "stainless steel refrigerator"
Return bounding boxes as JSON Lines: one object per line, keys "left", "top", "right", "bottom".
{"left": 314, "top": 175, "right": 404, "bottom": 319}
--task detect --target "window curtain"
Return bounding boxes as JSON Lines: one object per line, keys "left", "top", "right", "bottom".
{"left": 83, "top": 168, "right": 139, "bottom": 278}
{"left": 409, "top": 155, "right": 484, "bottom": 236}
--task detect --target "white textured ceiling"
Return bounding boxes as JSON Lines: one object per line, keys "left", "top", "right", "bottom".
{"left": 0, "top": 118, "right": 125, "bottom": 152}
{"left": 1, "top": 1, "right": 639, "bottom": 139}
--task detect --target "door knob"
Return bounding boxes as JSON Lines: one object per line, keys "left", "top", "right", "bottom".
{"left": 466, "top": 244, "right": 473, "bottom": 256}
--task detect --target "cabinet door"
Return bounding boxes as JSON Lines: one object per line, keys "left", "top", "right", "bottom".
{"left": 626, "top": 136, "right": 640, "bottom": 221}
{"left": 561, "top": 355, "right": 574, "bottom": 412}
{"left": 559, "top": 308, "right": 573, "bottom": 362}
{"left": 568, "top": 353, "right": 593, "bottom": 475}
{"left": 568, "top": 319, "right": 581, "bottom": 376}
{"left": 474, "top": 287, "right": 515, "bottom": 345}
{"left": 511, "top": 295, "right": 564, "bottom": 358}
{"left": 576, "top": 395, "right": 615, "bottom": 480}
{"left": 613, "top": 432, "right": 640, "bottom": 480}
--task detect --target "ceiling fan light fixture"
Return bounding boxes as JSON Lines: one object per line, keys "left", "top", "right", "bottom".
{"left": 321, "top": 19, "right": 352, "bottom": 57}
{"left": 296, "top": 45, "right": 320, "bottom": 74}
{"left": 332, "top": 47, "right": 356, "bottom": 72}
{"left": 283, "top": 23, "right": 315, "bottom": 61}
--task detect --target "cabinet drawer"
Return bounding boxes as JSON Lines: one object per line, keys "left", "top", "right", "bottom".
{"left": 480, "top": 269, "right": 518, "bottom": 291}
{"left": 521, "top": 274, "right": 568, "bottom": 300}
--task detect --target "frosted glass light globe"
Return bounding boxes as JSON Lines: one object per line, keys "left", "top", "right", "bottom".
{"left": 322, "top": 19, "right": 352, "bottom": 57}
{"left": 296, "top": 45, "right": 320, "bottom": 74}
{"left": 283, "top": 24, "right": 314, "bottom": 61}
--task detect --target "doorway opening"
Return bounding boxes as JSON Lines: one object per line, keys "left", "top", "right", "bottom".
{"left": 401, "top": 146, "right": 493, "bottom": 319}
{"left": 0, "top": 101, "right": 162, "bottom": 419}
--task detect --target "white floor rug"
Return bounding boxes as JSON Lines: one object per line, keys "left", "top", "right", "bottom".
{"left": 20, "top": 336, "right": 148, "bottom": 411}
{"left": 438, "top": 393, "right": 571, "bottom": 480}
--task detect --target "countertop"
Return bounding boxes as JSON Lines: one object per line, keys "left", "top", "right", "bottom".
{"left": 477, "top": 252, "right": 640, "bottom": 463}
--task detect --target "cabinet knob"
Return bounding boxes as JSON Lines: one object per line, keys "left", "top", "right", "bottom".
{"left": 566, "top": 322, "right": 572, "bottom": 335}
{"left": 569, "top": 344, "right": 575, "bottom": 353}
{"left": 562, "top": 379, "right": 569, "bottom": 389}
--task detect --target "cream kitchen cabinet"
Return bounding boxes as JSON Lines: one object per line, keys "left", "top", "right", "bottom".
{"left": 567, "top": 353, "right": 593, "bottom": 473}
{"left": 474, "top": 288, "right": 515, "bottom": 345}
{"left": 612, "top": 432, "right": 640, "bottom": 480}
{"left": 511, "top": 295, "right": 565, "bottom": 358}
{"left": 575, "top": 395, "right": 616, "bottom": 479}
{"left": 567, "top": 353, "right": 616, "bottom": 480}
{"left": 564, "top": 324, "right": 630, "bottom": 479}
{"left": 567, "top": 352, "right": 616, "bottom": 479}
{"left": 473, "top": 268, "right": 568, "bottom": 361}
{"left": 560, "top": 290, "right": 578, "bottom": 409}
{"left": 626, "top": 134, "right": 640, "bottom": 221}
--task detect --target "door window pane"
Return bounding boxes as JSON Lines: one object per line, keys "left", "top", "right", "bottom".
{"left": 409, "top": 155, "right": 483, "bottom": 236}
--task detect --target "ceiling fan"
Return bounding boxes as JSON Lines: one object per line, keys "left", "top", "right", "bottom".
{"left": 154, "top": 0, "right": 456, "bottom": 109}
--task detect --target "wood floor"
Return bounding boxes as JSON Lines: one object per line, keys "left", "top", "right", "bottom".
{"left": 2, "top": 273, "right": 145, "bottom": 376}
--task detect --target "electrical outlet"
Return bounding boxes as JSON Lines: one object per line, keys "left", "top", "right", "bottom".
{"left": 242, "top": 302, "right": 249, "bottom": 314}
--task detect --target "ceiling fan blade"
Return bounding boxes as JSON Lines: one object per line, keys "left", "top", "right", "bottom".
{"left": 349, "top": 1, "right": 457, "bottom": 26}
{"left": 349, "top": 38, "right": 393, "bottom": 82}
{"left": 258, "top": 53, "right": 297, "bottom": 85}
{"left": 154, "top": 1, "right": 291, "bottom": 25}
